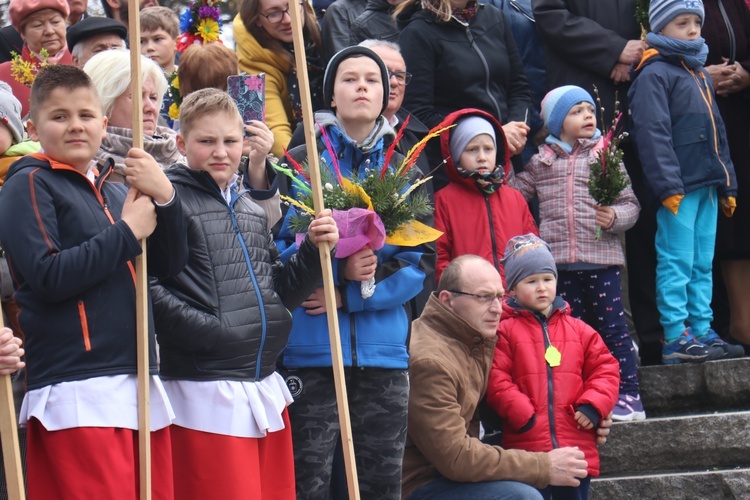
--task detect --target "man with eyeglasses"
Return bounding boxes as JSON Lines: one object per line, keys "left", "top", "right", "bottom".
{"left": 403, "top": 255, "right": 611, "bottom": 499}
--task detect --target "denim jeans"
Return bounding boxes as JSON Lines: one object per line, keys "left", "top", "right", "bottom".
{"left": 408, "top": 477, "right": 543, "bottom": 499}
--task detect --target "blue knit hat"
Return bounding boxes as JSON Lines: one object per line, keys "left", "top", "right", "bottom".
{"left": 502, "top": 234, "right": 557, "bottom": 291}
{"left": 540, "top": 85, "right": 594, "bottom": 139}
{"left": 650, "top": 0, "right": 704, "bottom": 35}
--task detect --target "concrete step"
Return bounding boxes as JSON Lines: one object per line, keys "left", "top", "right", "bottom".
{"left": 639, "top": 358, "right": 750, "bottom": 417}
{"left": 591, "top": 468, "right": 750, "bottom": 499}
{"left": 599, "top": 411, "right": 750, "bottom": 476}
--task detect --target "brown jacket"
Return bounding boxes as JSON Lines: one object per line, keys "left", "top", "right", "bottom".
{"left": 403, "top": 294, "right": 551, "bottom": 498}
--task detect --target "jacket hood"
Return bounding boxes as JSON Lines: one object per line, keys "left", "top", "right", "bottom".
{"left": 439, "top": 108, "right": 510, "bottom": 188}
{"left": 502, "top": 295, "right": 569, "bottom": 321}
{"left": 314, "top": 110, "right": 395, "bottom": 153}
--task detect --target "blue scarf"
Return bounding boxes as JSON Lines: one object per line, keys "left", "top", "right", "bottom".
{"left": 645, "top": 32, "right": 708, "bottom": 69}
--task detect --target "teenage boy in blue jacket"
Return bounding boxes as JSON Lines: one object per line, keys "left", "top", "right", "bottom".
{"left": 275, "top": 46, "right": 434, "bottom": 500}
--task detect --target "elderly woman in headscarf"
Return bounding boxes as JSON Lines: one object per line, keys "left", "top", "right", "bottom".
{"left": 0, "top": 0, "right": 74, "bottom": 117}
{"left": 83, "top": 49, "right": 183, "bottom": 183}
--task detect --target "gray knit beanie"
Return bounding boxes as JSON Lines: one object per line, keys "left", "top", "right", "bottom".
{"left": 0, "top": 82, "right": 24, "bottom": 146}
{"left": 502, "top": 234, "right": 557, "bottom": 291}
{"left": 449, "top": 116, "right": 496, "bottom": 164}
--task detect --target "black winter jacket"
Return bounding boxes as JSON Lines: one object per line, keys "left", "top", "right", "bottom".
{"left": 152, "top": 165, "right": 324, "bottom": 382}
{"left": 349, "top": 0, "right": 400, "bottom": 46}
{"left": 0, "top": 154, "right": 188, "bottom": 390}
{"left": 532, "top": 0, "right": 641, "bottom": 127}
{"left": 397, "top": 2, "right": 532, "bottom": 128}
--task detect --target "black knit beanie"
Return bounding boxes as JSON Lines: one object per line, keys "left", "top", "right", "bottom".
{"left": 323, "top": 46, "right": 390, "bottom": 116}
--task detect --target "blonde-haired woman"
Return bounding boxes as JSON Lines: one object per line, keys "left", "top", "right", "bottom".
{"left": 84, "top": 49, "right": 182, "bottom": 183}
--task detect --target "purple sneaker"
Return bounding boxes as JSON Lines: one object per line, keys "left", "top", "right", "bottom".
{"left": 612, "top": 394, "right": 646, "bottom": 421}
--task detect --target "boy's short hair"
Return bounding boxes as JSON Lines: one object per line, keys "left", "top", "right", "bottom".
{"left": 179, "top": 88, "right": 242, "bottom": 139}
{"left": 30, "top": 65, "right": 100, "bottom": 122}
{"left": 177, "top": 44, "right": 239, "bottom": 97}
{"left": 140, "top": 6, "right": 179, "bottom": 39}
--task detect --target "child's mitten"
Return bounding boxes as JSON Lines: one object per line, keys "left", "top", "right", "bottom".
{"left": 662, "top": 194, "right": 684, "bottom": 215}
{"left": 721, "top": 196, "right": 736, "bottom": 218}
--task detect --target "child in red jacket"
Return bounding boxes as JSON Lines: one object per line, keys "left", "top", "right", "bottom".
{"left": 434, "top": 108, "right": 537, "bottom": 285}
{"left": 487, "top": 234, "right": 619, "bottom": 500}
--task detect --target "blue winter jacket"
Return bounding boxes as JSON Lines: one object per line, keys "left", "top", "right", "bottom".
{"left": 275, "top": 112, "right": 433, "bottom": 369}
{"left": 628, "top": 50, "right": 737, "bottom": 206}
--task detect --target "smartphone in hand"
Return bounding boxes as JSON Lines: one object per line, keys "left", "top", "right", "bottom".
{"left": 227, "top": 73, "right": 266, "bottom": 132}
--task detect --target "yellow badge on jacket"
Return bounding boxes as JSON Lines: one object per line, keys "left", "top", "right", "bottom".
{"left": 545, "top": 345, "right": 561, "bottom": 367}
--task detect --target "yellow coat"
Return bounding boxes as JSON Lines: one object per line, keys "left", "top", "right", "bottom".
{"left": 233, "top": 15, "right": 293, "bottom": 158}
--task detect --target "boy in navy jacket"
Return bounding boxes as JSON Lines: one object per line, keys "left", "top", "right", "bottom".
{"left": 0, "top": 65, "right": 187, "bottom": 499}
{"left": 628, "top": 0, "right": 742, "bottom": 364}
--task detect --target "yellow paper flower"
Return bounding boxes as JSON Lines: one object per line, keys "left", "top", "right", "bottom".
{"left": 196, "top": 19, "right": 220, "bottom": 43}
{"left": 172, "top": 75, "right": 180, "bottom": 90}
{"left": 169, "top": 102, "right": 180, "bottom": 120}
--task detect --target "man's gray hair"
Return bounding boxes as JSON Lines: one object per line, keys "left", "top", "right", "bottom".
{"left": 358, "top": 39, "right": 403, "bottom": 54}
{"left": 71, "top": 38, "right": 126, "bottom": 61}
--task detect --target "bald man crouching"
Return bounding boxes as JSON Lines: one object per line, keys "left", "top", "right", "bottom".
{"left": 403, "top": 255, "right": 611, "bottom": 499}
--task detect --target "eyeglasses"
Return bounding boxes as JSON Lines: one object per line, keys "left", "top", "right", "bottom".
{"left": 448, "top": 290, "right": 505, "bottom": 305}
{"left": 387, "top": 69, "right": 412, "bottom": 86}
{"left": 260, "top": 2, "right": 304, "bottom": 24}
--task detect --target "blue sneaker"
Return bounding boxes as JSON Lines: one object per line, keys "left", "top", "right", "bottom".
{"left": 662, "top": 328, "right": 712, "bottom": 364}
{"left": 697, "top": 329, "right": 745, "bottom": 360}
{"left": 612, "top": 393, "right": 646, "bottom": 421}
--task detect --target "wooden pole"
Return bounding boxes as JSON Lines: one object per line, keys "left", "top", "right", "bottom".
{"left": 127, "top": 3, "right": 151, "bottom": 499}
{"left": 287, "top": 2, "right": 360, "bottom": 498}
{"left": 0, "top": 316, "right": 24, "bottom": 500}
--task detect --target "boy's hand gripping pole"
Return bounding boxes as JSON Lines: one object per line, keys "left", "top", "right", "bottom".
{"left": 288, "top": 4, "right": 361, "bottom": 499}
{"left": 127, "top": 2, "right": 151, "bottom": 498}
{"left": 0, "top": 316, "right": 25, "bottom": 500}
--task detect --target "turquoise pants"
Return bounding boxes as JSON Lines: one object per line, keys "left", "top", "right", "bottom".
{"left": 655, "top": 186, "right": 717, "bottom": 343}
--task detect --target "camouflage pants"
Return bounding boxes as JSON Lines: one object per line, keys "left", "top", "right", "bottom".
{"left": 282, "top": 366, "right": 409, "bottom": 500}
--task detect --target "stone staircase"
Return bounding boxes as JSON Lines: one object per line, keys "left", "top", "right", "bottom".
{"left": 591, "top": 358, "right": 750, "bottom": 499}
